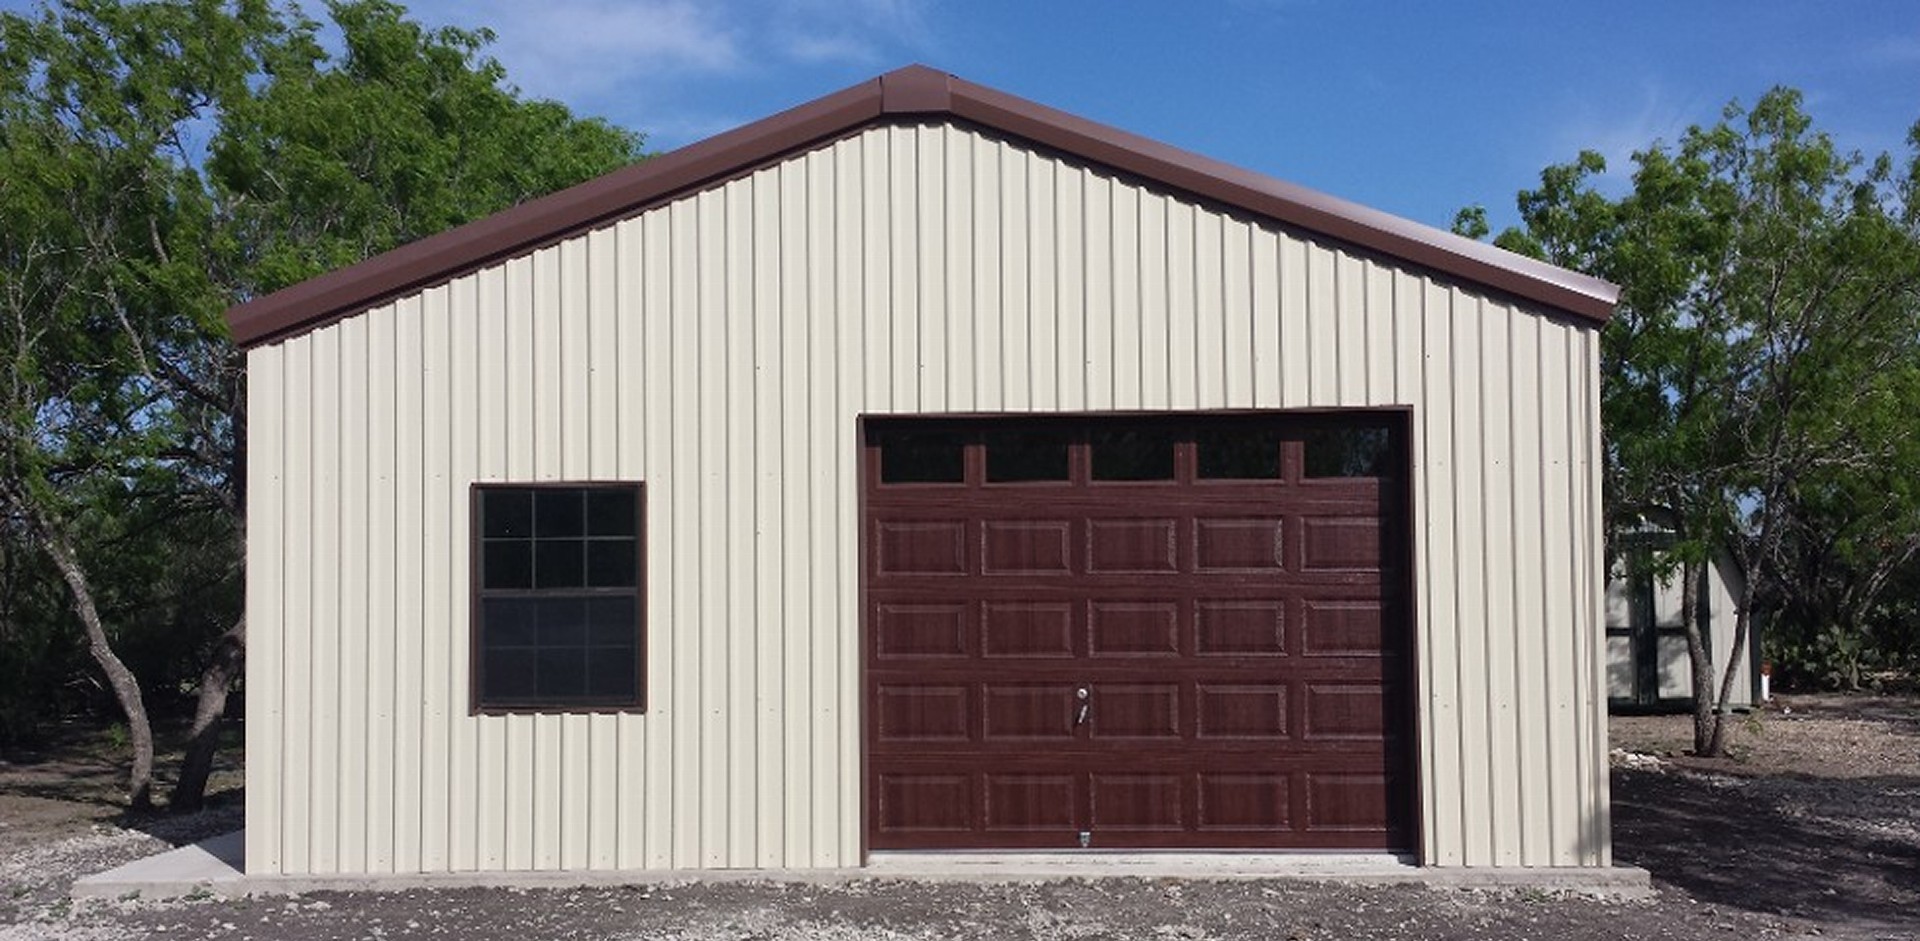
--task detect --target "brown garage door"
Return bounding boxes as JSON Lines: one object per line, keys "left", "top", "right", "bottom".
{"left": 863, "top": 412, "right": 1413, "bottom": 851}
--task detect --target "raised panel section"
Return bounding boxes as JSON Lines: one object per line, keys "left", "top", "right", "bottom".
{"left": 1195, "top": 601, "right": 1286, "bottom": 656}
{"left": 1195, "top": 518, "right": 1284, "bottom": 571}
{"left": 1087, "top": 519, "right": 1178, "bottom": 573}
{"left": 984, "top": 774, "right": 1077, "bottom": 831}
{"left": 1088, "top": 602, "right": 1180, "bottom": 657}
{"left": 876, "top": 520, "right": 968, "bottom": 575}
{"left": 875, "top": 685, "right": 970, "bottom": 742}
{"left": 1301, "top": 601, "right": 1384, "bottom": 656}
{"left": 1300, "top": 517, "right": 1382, "bottom": 571}
{"left": 982, "top": 520, "right": 1073, "bottom": 575}
{"left": 1304, "top": 774, "right": 1389, "bottom": 831}
{"left": 874, "top": 603, "right": 969, "bottom": 659}
{"left": 982, "top": 602, "right": 1076, "bottom": 658}
{"left": 982, "top": 685, "right": 1078, "bottom": 740}
{"left": 1091, "top": 774, "right": 1184, "bottom": 830}
{"left": 1197, "top": 684, "right": 1289, "bottom": 739}
{"left": 1303, "top": 684, "right": 1386, "bottom": 740}
{"left": 1198, "top": 773, "right": 1290, "bottom": 830}
{"left": 876, "top": 774, "right": 972, "bottom": 832}
{"left": 1092, "top": 684, "right": 1180, "bottom": 739}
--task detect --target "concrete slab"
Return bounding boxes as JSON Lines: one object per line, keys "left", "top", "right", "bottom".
{"left": 72, "top": 831, "right": 1651, "bottom": 900}
{"left": 73, "top": 829, "right": 246, "bottom": 899}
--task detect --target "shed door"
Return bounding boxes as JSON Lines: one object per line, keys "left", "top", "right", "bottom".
{"left": 863, "top": 413, "right": 1414, "bottom": 851}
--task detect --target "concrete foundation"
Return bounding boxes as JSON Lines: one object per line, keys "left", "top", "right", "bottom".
{"left": 72, "top": 831, "right": 1652, "bottom": 900}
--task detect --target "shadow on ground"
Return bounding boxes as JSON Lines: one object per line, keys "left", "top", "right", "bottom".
{"left": 1613, "top": 766, "right": 1920, "bottom": 926}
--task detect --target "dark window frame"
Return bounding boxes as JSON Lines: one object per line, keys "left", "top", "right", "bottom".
{"left": 470, "top": 481, "right": 646, "bottom": 715}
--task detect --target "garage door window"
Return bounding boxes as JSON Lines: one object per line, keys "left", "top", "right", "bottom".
{"left": 1304, "top": 426, "right": 1391, "bottom": 478}
{"left": 1195, "top": 426, "right": 1282, "bottom": 479}
{"left": 472, "top": 483, "right": 644, "bottom": 712}
{"left": 985, "top": 430, "right": 1071, "bottom": 482}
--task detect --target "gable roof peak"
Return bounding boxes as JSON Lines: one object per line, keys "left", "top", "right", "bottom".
{"left": 225, "top": 66, "right": 1618, "bottom": 348}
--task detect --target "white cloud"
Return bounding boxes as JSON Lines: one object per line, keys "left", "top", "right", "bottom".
{"left": 459, "top": 0, "right": 743, "bottom": 100}
{"left": 1548, "top": 82, "right": 1707, "bottom": 192}
{"left": 1864, "top": 33, "right": 1920, "bottom": 65}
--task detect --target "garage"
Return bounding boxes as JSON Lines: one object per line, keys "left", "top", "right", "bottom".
{"left": 232, "top": 65, "right": 1619, "bottom": 876}
{"left": 865, "top": 412, "right": 1414, "bottom": 850}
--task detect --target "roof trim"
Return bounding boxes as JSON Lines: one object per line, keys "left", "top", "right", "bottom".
{"left": 225, "top": 65, "right": 1619, "bottom": 349}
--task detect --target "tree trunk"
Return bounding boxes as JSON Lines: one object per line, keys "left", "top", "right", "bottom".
{"left": 32, "top": 512, "right": 156, "bottom": 812}
{"left": 171, "top": 615, "right": 244, "bottom": 812}
{"left": 1679, "top": 560, "right": 1722, "bottom": 756}
{"left": 1707, "top": 576, "right": 1758, "bottom": 756}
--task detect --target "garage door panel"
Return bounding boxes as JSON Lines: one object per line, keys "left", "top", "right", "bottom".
{"left": 981, "top": 520, "right": 1074, "bottom": 575}
{"left": 1195, "top": 683, "right": 1290, "bottom": 739}
{"left": 1304, "top": 773, "right": 1392, "bottom": 831}
{"left": 1086, "top": 518, "right": 1179, "bottom": 573}
{"left": 984, "top": 773, "right": 1080, "bottom": 831}
{"left": 1300, "top": 600, "right": 1387, "bottom": 657}
{"left": 1197, "top": 772, "right": 1291, "bottom": 830}
{"left": 874, "top": 602, "right": 971, "bottom": 659}
{"left": 875, "top": 520, "right": 970, "bottom": 576}
{"left": 1194, "top": 600, "right": 1287, "bottom": 656}
{"left": 1302, "top": 683, "right": 1389, "bottom": 740}
{"left": 1089, "top": 683, "right": 1181, "bottom": 739}
{"left": 982, "top": 684, "right": 1079, "bottom": 740}
{"left": 981, "top": 602, "right": 1077, "bottom": 658}
{"left": 1299, "top": 516, "right": 1384, "bottom": 571}
{"left": 875, "top": 773, "right": 974, "bottom": 833}
{"left": 1087, "top": 601, "right": 1181, "bottom": 657}
{"left": 1194, "top": 518, "right": 1286, "bottom": 571}
{"left": 875, "top": 684, "right": 972, "bottom": 742}
{"left": 1091, "top": 773, "right": 1186, "bottom": 831}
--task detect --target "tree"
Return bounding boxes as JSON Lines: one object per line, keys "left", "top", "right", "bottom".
{"left": 0, "top": 0, "right": 642, "bottom": 810}
{"left": 1466, "top": 89, "right": 1920, "bottom": 755}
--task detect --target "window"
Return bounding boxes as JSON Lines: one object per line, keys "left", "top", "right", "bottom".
{"left": 1089, "top": 427, "right": 1176, "bottom": 481}
{"left": 1303, "top": 426, "right": 1392, "bottom": 478}
{"left": 984, "top": 429, "right": 1071, "bottom": 482}
{"left": 474, "top": 483, "right": 643, "bottom": 711}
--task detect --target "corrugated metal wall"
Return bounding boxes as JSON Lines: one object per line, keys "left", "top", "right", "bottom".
{"left": 245, "top": 121, "right": 1609, "bottom": 874}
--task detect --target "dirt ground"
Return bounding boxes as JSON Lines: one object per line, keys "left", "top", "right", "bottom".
{"left": 1, "top": 695, "right": 1915, "bottom": 941}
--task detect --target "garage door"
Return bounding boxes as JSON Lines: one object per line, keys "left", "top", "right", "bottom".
{"left": 863, "top": 412, "right": 1413, "bottom": 851}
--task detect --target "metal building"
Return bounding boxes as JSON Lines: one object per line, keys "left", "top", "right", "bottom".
{"left": 228, "top": 66, "right": 1620, "bottom": 875}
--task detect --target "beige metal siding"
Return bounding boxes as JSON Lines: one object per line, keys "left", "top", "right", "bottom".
{"left": 245, "top": 121, "right": 1609, "bottom": 873}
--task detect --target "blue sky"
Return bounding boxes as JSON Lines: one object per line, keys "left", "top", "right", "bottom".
{"left": 12, "top": 1, "right": 1919, "bottom": 232}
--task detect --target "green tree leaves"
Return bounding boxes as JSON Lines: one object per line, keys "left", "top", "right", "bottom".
{"left": 1482, "top": 88, "right": 1920, "bottom": 751}
{"left": 0, "top": 0, "right": 642, "bottom": 806}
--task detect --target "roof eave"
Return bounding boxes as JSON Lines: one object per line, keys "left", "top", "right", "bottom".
{"left": 224, "top": 65, "right": 1618, "bottom": 349}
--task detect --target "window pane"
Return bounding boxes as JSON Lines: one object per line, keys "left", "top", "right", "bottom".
{"left": 985, "top": 429, "right": 1071, "bottom": 482}
{"left": 483, "top": 541, "right": 533, "bottom": 590}
{"left": 535, "top": 489, "right": 586, "bottom": 537}
{"left": 585, "top": 488, "right": 638, "bottom": 536}
{"left": 1304, "top": 426, "right": 1391, "bottom": 478}
{"left": 1197, "top": 427, "right": 1282, "bottom": 479}
{"left": 483, "top": 489, "right": 534, "bottom": 538}
{"left": 483, "top": 598, "right": 541, "bottom": 647}
{"left": 538, "top": 597, "right": 589, "bottom": 647}
{"left": 484, "top": 649, "right": 537, "bottom": 701}
{"left": 534, "top": 539, "right": 586, "bottom": 588}
{"left": 536, "top": 648, "right": 587, "bottom": 699}
{"left": 586, "top": 649, "right": 638, "bottom": 700}
{"left": 585, "top": 539, "right": 638, "bottom": 588}
{"left": 1090, "top": 427, "right": 1176, "bottom": 481}
{"left": 878, "top": 430, "right": 965, "bottom": 484}
{"left": 587, "top": 597, "right": 638, "bottom": 646}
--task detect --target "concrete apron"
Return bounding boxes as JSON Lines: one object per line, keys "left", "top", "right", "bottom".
{"left": 72, "top": 831, "right": 1653, "bottom": 900}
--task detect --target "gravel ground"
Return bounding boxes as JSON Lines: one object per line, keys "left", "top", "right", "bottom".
{"left": 1, "top": 695, "right": 1914, "bottom": 941}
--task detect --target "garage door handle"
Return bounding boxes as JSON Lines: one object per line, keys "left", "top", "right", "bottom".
{"left": 1076, "top": 686, "right": 1090, "bottom": 726}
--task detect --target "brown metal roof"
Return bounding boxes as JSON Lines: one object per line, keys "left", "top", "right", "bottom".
{"left": 225, "top": 65, "right": 1619, "bottom": 349}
